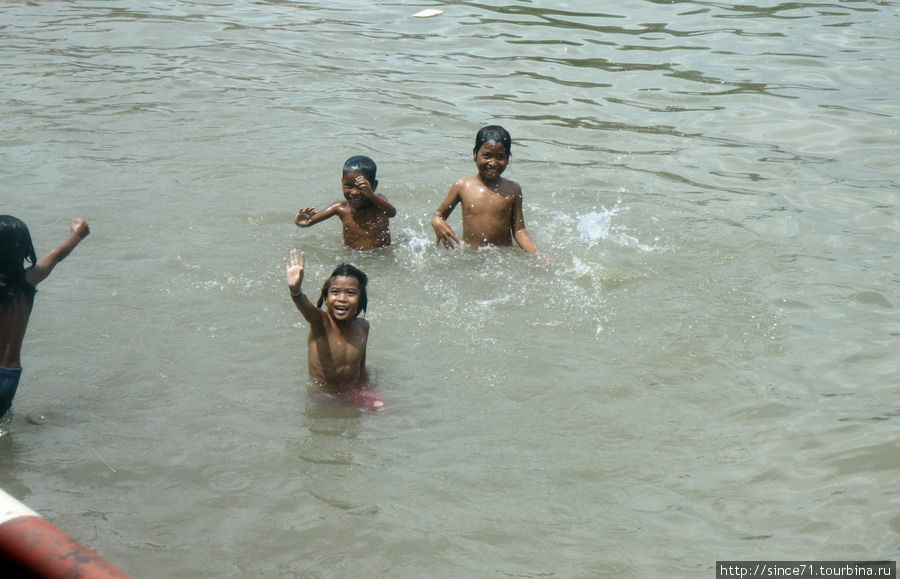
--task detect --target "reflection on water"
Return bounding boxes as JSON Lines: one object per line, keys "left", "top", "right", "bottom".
{"left": 1, "top": 0, "right": 897, "bottom": 576}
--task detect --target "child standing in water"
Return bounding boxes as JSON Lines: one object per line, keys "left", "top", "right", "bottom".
{"left": 284, "top": 249, "right": 384, "bottom": 410}
{"left": 0, "top": 216, "right": 90, "bottom": 416}
{"left": 294, "top": 155, "right": 397, "bottom": 250}
{"left": 431, "top": 125, "right": 543, "bottom": 254}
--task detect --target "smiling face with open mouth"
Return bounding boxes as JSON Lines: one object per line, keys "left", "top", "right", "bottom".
{"left": 474, "top": 140, "right": 509, "bottom": 184}
{"left": 324, "top": 275, "right": 361, "bottom": 321}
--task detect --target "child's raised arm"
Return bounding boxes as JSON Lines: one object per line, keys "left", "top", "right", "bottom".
{"left": 25, "top": 218, "right": 90, "bottom": 287}
{"left": 285, "top": 249, "right": 325, "bottom": 331}
{"left": 355, "top": 175, "right": 397, "bottom": 217}
{"left": 431, "top": 184, "right": 463, "bottom": 249}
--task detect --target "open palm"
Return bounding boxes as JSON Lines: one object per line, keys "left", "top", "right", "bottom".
{"left": 285, "top": 249, "right": 305, "bottom": 294}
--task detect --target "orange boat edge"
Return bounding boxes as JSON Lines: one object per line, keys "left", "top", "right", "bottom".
{"left": 0, "top": 487, "right": 128, "bottom": 578}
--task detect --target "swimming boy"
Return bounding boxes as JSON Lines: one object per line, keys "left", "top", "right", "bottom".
{"left": 431, "top": 125, "right": 542, "bottom": 254}
{"left": 0, "top": 216, "right": 90, "bottom": 416}
{"left": 294, "top": 155, "right": 397, "bottom": 250}
{"left": 284, "top": 248, "right": 384, "bottom": 410}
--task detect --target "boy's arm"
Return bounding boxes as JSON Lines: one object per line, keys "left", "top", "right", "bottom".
{"left": 511, "top": 191, "right": 542, "bottom": 254}
{"left": 431, "top": 183, "right": 462, "bottom": 248}
{"left": 295, "top": 203, "right": 341, "bottom": 227}
{"left": 285, "top": 249, "right": 326, "bottom": 333}
{"left": 25, "top": 218, "right": 90, "bottom": 287}
{"left": 370, "top": 194, "right": 397, "bottom": 217}
{"left": 358, "top": 321, "right": 370, "bottom": 385}
{"left": 355, "top": 176, "right": 397, "bottom": 217}
{"left": 513, "top": 228, "right": 541, "bottom": 254}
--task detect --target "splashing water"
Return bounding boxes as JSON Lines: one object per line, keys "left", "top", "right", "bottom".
{"left": 576, "top": 209, "right": 613, "bottom": 246}
{"left": 576, "top": 202, "right": 655, "bottom": 251}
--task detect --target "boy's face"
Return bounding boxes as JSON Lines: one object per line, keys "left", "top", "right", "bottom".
{"left": 474, "top": 140, "right": 509, "bottom": 183}
{"left": 342, "top": 172, "right": 378, "bottom": 209}
{"left": 325, "top": 275, "right": 361, "bottom": 321}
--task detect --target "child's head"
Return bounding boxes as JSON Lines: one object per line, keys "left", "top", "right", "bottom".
{"left": 317, "top": 263, "right": 368, "bottom": 318}
{"left": 342, "top": 156, "right": 379, "bottom": 208}
{"left": 473, "top": 125, "right": 512, "bottom": 157}
{"left": 0, "top": 215, "right": 37, "bottom": 303}
{"left": 342, "top": 156, "right": 377, "bottom": 183}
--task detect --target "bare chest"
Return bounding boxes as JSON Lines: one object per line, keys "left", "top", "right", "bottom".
{"left": 341, "top": 207, "right": 389, "bottom": 230}
{"left": 308, "top": 322, "right": 367, "bottom": 360}
{"left": 459, "top": 188, "right": 515, "bottom": 216}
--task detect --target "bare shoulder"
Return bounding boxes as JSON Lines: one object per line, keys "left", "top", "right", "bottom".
{"left": 454, "top": 175, "right": 485, "bottom": 196}
{"left": 330, "top": 200, "right": 352, "bottom": 215}
{"left": 349, "top": 317, "right": 370, "bottom": 340}
{"left": 500, "top": 177, "right": 522, "bottom": 195}
{"left": 458, "top": 175, "right": 481, "bottom": 188}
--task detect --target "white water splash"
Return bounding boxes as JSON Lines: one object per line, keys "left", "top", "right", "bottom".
{"left": 576, "top": 203, "right": 655, "bottom": 251}
{"left": 576, "top": 209, "right": 613, "bottom": 245}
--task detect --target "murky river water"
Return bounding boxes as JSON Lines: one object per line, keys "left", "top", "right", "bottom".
{"left": 1, "top": 0, "right": 898, "bottom": 576}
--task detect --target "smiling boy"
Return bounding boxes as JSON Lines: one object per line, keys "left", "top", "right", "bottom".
{"left": 285, "top": 249, "right": 384, "bottom": 410}
{"left": 295, "top": 156, "right": 397, "bottom": 250}
{"left": 431, "top": 125, "right": 542, "bottom": 254}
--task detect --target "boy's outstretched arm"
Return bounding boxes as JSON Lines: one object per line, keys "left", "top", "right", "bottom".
{"left": 431, "top": 185, "right": 462, "bottom": 249}
{"left": 295, "top": 203, "right": 341, "bottom": 228}
{"left": 26, "top": 218, "right": 90, "bottom": 287}
{"left": 285, "top": 249, "right": 325, "bottom": 331}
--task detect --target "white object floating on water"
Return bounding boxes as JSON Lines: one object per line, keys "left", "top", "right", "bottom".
{"left": 412, "top": 9, "right": 444, "bottom": 18}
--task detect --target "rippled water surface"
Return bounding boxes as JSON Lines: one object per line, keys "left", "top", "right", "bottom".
{"left": 1, "top": 1, "right": 898, "bottom": 576}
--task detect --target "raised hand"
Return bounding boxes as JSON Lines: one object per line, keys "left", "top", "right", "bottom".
{"left": 294, "top": 207, "right": 316, "bottom": 227}
{"left": 285, "top": 249, "right": 305, "bottom": 296}
{"left": 70, "top": 218, "right": 90, "bottom": 239}
{"left": 354, "top": 175, "right": 374, "bottom": 198}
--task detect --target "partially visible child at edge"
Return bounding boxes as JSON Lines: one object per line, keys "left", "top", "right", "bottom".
{"left": 284, "top": 248, "right": 385, "bottom": 411}
{"left": 431, "top": 125, "right": 543, "bottom": 255}
{"left": 295, "top": 155, "right": 397, "bottom": 250}
{"left": 0, "top": 216, "right": 90, "bottom": 417}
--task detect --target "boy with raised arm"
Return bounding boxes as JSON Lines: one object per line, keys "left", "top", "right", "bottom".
{"left": 285, "top": 248, "right": 384, "bottom": 410}
{"left": 0, "top": 216, "right": 90, "bottom": 416}
{"left": 294, "top": 156, "right": 397, "bottom": 250}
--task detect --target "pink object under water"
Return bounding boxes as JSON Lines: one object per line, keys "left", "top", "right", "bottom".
{"left": 348, "top": 386, "right": 386, "bottom": 411}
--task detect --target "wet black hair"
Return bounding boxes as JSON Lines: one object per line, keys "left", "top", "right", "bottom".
{"left": 473, "top": 125, "right": 512, "bottom": 157}
{"left": 317, "top": 263, "right": 368, "bottom": 317}
{"left": 342, "top": 155, "right": 377, "bottom": 183}
{"left": 0, "top": 215, "right": 38, "bottom": 304}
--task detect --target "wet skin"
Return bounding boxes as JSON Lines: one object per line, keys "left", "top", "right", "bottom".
{"left": 294, "top": 172, "right": 396, "bottom": 250}
{"left": 431, "top": 141, "right": 541, "bottom": 253}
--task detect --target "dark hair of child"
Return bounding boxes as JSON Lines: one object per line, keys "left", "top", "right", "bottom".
{"left": 316, "top": 263, "right": 368, "bottom": 316}
{"left": 0, "top": 215, "right": 38, "bottom": 305}
{"left": 473, "top": 125, "right": 512, "bottom": 157}
{"left": 342, "top": 155, "right": 377, "bottom": 184}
